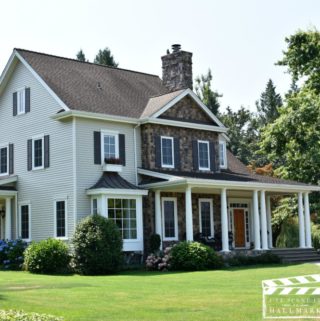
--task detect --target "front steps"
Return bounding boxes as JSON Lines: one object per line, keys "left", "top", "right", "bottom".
{"left": 270, "top": 248, "right": 320, "bottom": 263}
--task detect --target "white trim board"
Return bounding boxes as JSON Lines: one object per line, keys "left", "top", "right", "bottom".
{"left": 87, "top": 188, "right": 148, "bottom": 196}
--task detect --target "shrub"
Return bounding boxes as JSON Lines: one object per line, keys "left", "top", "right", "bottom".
{"left": 149, "top": 234, "right": 161, "bottom": 253}
{"left": 225, "top": 252, "right": 281, "bottom": 266}
{"left": 146, "top": 246, "right": 172, "bottom": 271}
{"left": 72, "top": 214, "right": 123, "bottom": 275}
{"left": 24, "top": 238, "right": 70, "bottom": 274}
{"left": 170, "top": 241, "right": 223, "bottom": 271}
{"left": 312, "top": 224, "right": 320, "bottom": 250}
{"left": 0, "top": 310, "right": 63, "bottom": 321}
{"left": 0, "top": 239, "right": 28, "bottom": 270}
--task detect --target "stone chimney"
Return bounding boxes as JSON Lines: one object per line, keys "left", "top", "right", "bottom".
{"left": 161, "top": 44, "right": 193, "bottom": 92}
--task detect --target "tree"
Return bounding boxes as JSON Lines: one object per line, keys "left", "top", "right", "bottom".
{"left": 277, "top": 29, "right": 320, "bottom": 93}
{"left": 76, "top": 49, "right": 87, "bottom": 62}
{"left": 94, "top": 47, "right": 118, "bottom": 67}
{"left": 195, "top": 69, "right": 222, "bottom": 115}
{"left": 256, "top": 79, "right": 282, "bottom": 126}
{"left": 220, "top": 106, "right": 261, "bottom": 165}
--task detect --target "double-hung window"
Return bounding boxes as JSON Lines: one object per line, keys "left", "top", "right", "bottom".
{"left": 161, "top": 136, "right": 174, "bottom": 168}
{"left": 55, "top": 200, "right": 67, "bottom": 238}
{"left": 20, "top": 203, "right": 30, "bottom": 241}
{"left": 0, "top": 145, "right": 8, "bottom": 176}
{"left": 219, "top": 141, "right": 227, "bottom": 168}
{"left": 102, "top": 131, "right": 119, "bottom": 162}
{"left": 199, "top": 199, "right": 214, "bottom": 237}
{"left": 198, "top": 140, "right": 210, "bottom": 170}
{"left": 162, "top": 197, "right": 178, "bottom": 241}
{"left": 33, "top": 136, "right": 44, "bottom": 170}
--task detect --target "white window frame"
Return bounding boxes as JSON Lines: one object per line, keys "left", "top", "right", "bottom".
{"left": 54, "top": 198, "right": 68, "bottom": 240}
{"left": 16, "top": 87, "right": 26, "bottom": 115}
{"left": 101, "top": 130, "right": 119, "bottom": 163}
{"left": 161, "top": 136, "right": 174, "bottom": 168}
{"left": 32, "top": 134, "right": 44, "bottom": 170}
{"left": 91, "top": 197, "right": 98, "bottom": 214}
{"left": 0, "top": 143, "right": 9, "bottom": 177}
{"left": 219, "top": 140, "right": 227, "bottom": 169}
{"left": 161, "top": 197, "right": 178, "bottom": 241}
{"left": 19, "top": 202, "right": 31, "bottom": 242}
{"left": 198, "top": 198, "right": 214, "bottom": 238}
{"left": 198, "top": 140, "right": 210, "bottom": 171}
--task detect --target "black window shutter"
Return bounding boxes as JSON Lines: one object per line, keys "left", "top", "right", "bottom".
{"left": 155, "top": 135, "right": 161, "bottom": 168}
{"left": 210, "top": 142, "right": 215, "bottom": 171}
{"left": 27, "top": 139, "right": 32, "bottom": 171}
{"left": 25, "top": 88, "right": 31, "bottom": 113}
{"left": 94, "top": 131, "right": 101, "bottom": 164}
{"left": 192, "top": 140, "right": 199, "bottom": 170}
{"left": 174, "top": 138, "right": 180, "bottom": 170}
{"left": 119, "top": 134, "right": 126, "bottom": 166}
{"left": 9, "top": 144, "right": 14, "bottom": 175}
{"left": 13, "top": 92, "right": 17, "bottom": 116}
{"left": 44, "top": 135, "right": 50, "bottom": 168}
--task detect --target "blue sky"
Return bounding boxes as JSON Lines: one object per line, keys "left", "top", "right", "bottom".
{"left": 1, "top": 0, "right": 319, "bottom": 112}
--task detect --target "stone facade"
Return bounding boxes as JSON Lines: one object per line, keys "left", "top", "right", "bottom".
{"left": 159, "top": 96, "right": 216, "bottom": 125}
{"left": 161, "top": 45, "right": 193, "bottom": 92}
{"left": 143, "top": 191, "right": 222, "bottom": 254}
{"left": 140, "top": 123, "right": 220, "bottom": 173}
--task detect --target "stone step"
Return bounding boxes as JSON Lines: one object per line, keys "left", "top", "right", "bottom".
{"left": 270, "top": 248, "right": 320, "bottom": 263}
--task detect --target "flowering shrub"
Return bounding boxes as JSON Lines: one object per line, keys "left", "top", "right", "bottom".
{"left": 146, "top": 246, "right": 172, "bottom": 271}
{"left": 0, "top": 239, "right": 28, "bottom": 270}
{"left": 24, "top": 238, "right": 70, "bottom": 274}
{"left": 0, "top": 310, "right": 63, "bottom": 321}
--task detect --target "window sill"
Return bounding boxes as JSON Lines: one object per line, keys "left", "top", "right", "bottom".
{"left": 55, "top": 237, "right": 68, "bottom": 241}
{"left": 103, "top": 164, "right": 123, "bottom": 172}
{"left": 163, "top": 237, "right": 178, "bottom": 242}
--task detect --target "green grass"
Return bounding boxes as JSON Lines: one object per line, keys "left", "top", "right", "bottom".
{"left": 0, "top": 264, "right": 319, "bottom": 321}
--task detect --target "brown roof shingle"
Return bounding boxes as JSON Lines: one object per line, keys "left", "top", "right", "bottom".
{"left": 17, "top": 49, "right": 168, "bottom": 118}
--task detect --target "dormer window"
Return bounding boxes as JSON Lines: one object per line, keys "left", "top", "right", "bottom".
{"left": 161, "top": 136, "right": 174, "bottom": 168}
{"left": 198, "top": 140, "right": 210, "bottom": 171}
{"left": 219, "top": 141, "right": 227, "bottom": 169}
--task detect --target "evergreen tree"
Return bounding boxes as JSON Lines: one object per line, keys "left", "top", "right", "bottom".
{"left": 256, "top": 79, "right": 282, "bottom": 126}
{"left": 94, "top": 47, "right": 118, "bottom": 67}
{"left": 76, "top": 49, "right": 87, "bottom": 62}
{"left": 195, "top": 69, "right": 222, "bottom": 115}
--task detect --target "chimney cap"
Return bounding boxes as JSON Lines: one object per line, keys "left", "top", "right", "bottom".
{"left": 171, "top": 44, "right": 181, "bottom": 53}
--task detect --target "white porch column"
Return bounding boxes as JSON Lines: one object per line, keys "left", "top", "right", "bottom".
{"left": 253, "top": 190, "right": 261, "bottom": 250}
{"left": 266, "top": 196, "right": 273, "bottom": 248}
{"left": 155, "top": 190, "right": 163, "bottom": 248}
{"left": 185, "top": 186, "right": 193, "bottom": 241}
{"left": 260, "top": 190, "right": 269, "bottom": 250}
{"left": 298, "top": 192, "right": 306, "bottom": 248}
{"left": 221, "top": 188, "right": 229, "bottom": 252}
{"left": 5, "top": 197, "right": 12, "bottom": 240}
{"left": 304, "top": 192, "right": 312, "bottom": 248}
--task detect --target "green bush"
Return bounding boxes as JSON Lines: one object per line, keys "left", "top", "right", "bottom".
{"left": 225, "top": 252, "right": 281, "bottom": 266}
{"left": 24, "top": 239, "right": 70, "bottom": 274}
{"left": 149, "top": 234, "right": 161, "bottom": 253}
{"left": 72, "top": 214, "right": 123, "bottom": 275}
{"left": 276, "top": 216, "right": 299, "bottom": 248}
{"left": 312, "top": 224, "right": 320, "bottom": 250}
{"left": 0, "top": 310, "right": 63, "bottom": 321}
{"left": 170, "top": 241, "right": 223, "bottom": 271}
{"left": 0, "top": 239, "right": 28, "bottom": 270}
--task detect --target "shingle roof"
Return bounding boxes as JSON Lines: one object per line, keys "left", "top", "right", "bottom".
{"left": 16, "top": 49, "right": 168, "bottom": 118}
{"left": 89, "top": 172, "right": 142, "bottom": 190}
{"left": 140, "top": 89, "right": 184, "bottom": 118}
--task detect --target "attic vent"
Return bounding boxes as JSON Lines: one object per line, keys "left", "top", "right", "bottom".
{"left": 97, "top": 82, "right": 102, "bottom": 90}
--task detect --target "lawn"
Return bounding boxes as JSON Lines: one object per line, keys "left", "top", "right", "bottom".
{"left": 0, "top": 264, "right": 319, "bottom": 321}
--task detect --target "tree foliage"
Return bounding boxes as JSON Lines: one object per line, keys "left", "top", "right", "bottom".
{"left": 94, "top": 47, "right": 118, "bottom": 67}
{"left": 195, "top": 69, "right": 222, "bottom": 115}
{"left": 256, "top": 79, "right": 282, "bottom": 126}
{"left": 76, "top": 49, "right": 87, "bottom": 62}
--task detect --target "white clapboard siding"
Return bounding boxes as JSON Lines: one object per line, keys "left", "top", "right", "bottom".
{"left": 0, "top": 61, "right": 74, "bottom": 240}
{"left": 75, "top": 118, "right": 138, "bottom": 221}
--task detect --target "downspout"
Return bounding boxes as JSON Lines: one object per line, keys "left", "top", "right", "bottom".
{"left": 133, "top": 123, "right": 140, "bottom": 185}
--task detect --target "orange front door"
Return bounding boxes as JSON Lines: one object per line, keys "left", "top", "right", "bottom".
{"left": 234, "top": 209, "right": 245, "bottom": 247}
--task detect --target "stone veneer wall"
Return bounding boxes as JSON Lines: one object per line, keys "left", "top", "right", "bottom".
{"left": 141, "top": 123, "right": 220, "bottom": 173}
{"left": 159, "top": 96, "right": 215, "bottom": 125}
{"left": 143, "top": 191, "right": 221, "bottom": 254}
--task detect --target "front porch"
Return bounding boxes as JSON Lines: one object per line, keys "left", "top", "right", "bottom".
{"left": 145, "top": 183, "right": 315, "bottom": 253}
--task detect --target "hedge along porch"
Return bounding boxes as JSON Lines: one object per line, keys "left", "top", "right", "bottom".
{"left": 139, "top": 169, "right": 320, "bottom": 253}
